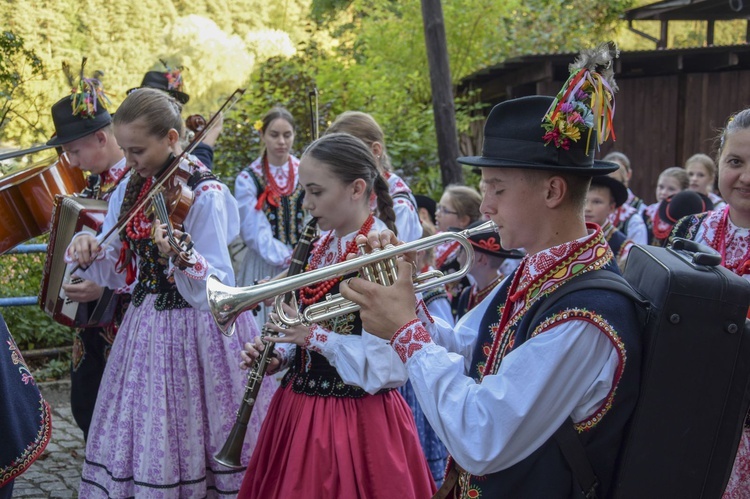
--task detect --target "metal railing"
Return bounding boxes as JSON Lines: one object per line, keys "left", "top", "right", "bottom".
{"left": 0, "top": 243, "right": 47, "bottom": 307}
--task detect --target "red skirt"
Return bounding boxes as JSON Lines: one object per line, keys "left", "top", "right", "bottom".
{"left": 239, "top": 384, "right": 437, "bottom": 498}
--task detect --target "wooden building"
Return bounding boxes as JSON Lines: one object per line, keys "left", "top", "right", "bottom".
{"left": 458, "top": 1, "right": 750, "bottom": 203}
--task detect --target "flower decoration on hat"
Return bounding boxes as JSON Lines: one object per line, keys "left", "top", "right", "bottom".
{"left": 64, "top": 58, "right": 111, "bottom": 119}
{"left": 160, "top": 59, "right": 185, "bottom": 93}
{"left": 542, "top": 42, "right": 619, "bottom": 151}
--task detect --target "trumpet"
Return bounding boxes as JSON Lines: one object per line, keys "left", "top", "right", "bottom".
{"left": 206, "top": 220, "right": 497, "bottom": 334}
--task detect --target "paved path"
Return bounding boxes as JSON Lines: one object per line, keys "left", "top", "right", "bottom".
{"left": 13, "top": 380, "right": 84, "bottom": 498}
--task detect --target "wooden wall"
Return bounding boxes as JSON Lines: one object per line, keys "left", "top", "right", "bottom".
{"left": 465, "top": 69, "right": 750, "bottom": 204}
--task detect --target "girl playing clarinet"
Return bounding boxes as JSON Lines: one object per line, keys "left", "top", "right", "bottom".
{"left": 238, "top": 133, "right": 436, "bottom": 498}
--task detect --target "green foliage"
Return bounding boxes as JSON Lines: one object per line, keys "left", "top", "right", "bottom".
{"left": 0, "top": 30, "right": 45, "bottom": 140}
{"left": 0, "top": 238, "right": 72, "bottom": 351}
{"left": 32, "top": 356, "right": 71, "bottom": 382}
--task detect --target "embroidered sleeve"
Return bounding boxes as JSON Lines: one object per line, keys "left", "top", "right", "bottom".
{"left": 270, "top": 344, "right": 295, "bottom": 374}
{"left": 177, "top": 252, "right": 209, "bottom": 280}
{"left": 304, "top": 323, "right": 332, "bottom": 354}
{"left": 390, "top": 319, "right": 434, "bottom": 363}
{"left": 415, "top": 299, "right": 436, "bottom": 326}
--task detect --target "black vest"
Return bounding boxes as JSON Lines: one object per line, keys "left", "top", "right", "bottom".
{"left": 459, "top": 263, "right": 641, "bottom": 498}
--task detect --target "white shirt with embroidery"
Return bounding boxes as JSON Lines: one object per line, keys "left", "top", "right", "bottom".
{"left": 67, "top": 159, "right": 240, "bottom": 312}
{"left": 393, "top": 230, "right": 622, "bottom": 476}
{"left": 298, "top": 216, "right": 411, "bottom": 393}
{"left": 235, "top": 155, "right": 301, "bottom": 268}
{"left": 680, "top": 209, "right": 750, "bottom": 283}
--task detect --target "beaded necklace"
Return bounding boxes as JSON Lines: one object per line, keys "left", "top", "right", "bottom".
{"left": 712, "top": 206, "right": 750, "bottom": 275}
{"left": 125, "top": 177, "right": 154, "bottom": 240}
{"left": 299, "top": 214, "right": 375, "bottom": 306}
{"left": 257, "top": 154, "right": 295, "bottom": 209}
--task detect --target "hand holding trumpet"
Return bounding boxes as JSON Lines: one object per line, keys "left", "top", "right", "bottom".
{"left": 339, "top": 229, "right": 419, "bottom": 341}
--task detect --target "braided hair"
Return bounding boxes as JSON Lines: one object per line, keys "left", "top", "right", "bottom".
{"left": 303, "top": 133, "right": 397, "bottom": 235}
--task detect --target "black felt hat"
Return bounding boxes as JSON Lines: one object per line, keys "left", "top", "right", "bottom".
{"left": 591, "top": 175, "right": 629, "bottom": 208}
{"left": 658, "top": 190, "right": 714, "bottom": 224}
{"left": 414, "top": 194, "right": 437, "bottom": 225}
{"left": 128, "top": 70, "right": 189, "bottom": 104}
{"left": 462, "top": 220, "right": 524, "bottom": 260}
{"left": 458, "top": 96, "right": 618, "bottom": 176}
{"left": 46, "top": 94, "right": 112, "bottom": 146}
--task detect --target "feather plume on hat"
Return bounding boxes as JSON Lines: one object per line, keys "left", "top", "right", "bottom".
{"left": 67, "top": 58, "right": 111, "bottom": 119}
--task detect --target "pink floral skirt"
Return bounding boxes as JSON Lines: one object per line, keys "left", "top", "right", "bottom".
{"left": 79, "top": 296, "right": 276, "bottom": 498}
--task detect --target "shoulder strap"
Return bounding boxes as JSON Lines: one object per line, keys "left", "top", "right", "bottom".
{"left": 526, "top": 270, "right": 648, "bottom": 499}
{"left": 527, "top": 270, "right": 645, "bottom": 336}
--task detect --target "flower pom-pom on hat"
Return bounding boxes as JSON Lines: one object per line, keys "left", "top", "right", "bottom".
{"left": 128, "top": 59, "right": 189, "bottom": 104}
{"left": 458, "top": 42, "right": 620, "bottom": 176}
{"left": 47, "top": 58, "right": 112, "bottom": 146}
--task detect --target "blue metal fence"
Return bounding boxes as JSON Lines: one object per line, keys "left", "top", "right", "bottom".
{"left": 0, "top": 244, "right": 47, "bottom": 307}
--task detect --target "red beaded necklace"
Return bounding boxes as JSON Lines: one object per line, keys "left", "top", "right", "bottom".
{"left": 712, "top": 206, "right": 750, "bottom": 275}
{"left": 256, "top": 154, "right": 295, "bottom": 209}
{"left": 125, "top": 177, "right": 154, "bottom": 240}
{"left": 299, "top": 214, "right": 375, "bottom": 306}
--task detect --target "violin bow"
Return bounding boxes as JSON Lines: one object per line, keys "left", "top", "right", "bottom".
{"left": 72, "top": 88, "right": 245, "bottom": 271}
{"left": 308, "top": 87, "right": 319, "bottom": 141}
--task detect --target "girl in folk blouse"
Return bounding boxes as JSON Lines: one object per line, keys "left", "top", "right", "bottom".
{"left": 671, "top": 108, "right": 750, "bottom": 499}
{"left": 238, "top": 133, "right": 436, "bottom": 498}
{"left": 68, "top": 88, "right": 265, "bottom": 497}
{"left": 235, "top": 107, "right": 305, "bottom": 324}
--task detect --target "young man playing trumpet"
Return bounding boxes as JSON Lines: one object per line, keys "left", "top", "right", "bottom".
{"left": 340, "top": 48, "right": 642, "bottom": 498}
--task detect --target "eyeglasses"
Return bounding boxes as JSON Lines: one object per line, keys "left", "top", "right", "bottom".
{"left": 436, "top": 205, "right": 458, "bottom": 216}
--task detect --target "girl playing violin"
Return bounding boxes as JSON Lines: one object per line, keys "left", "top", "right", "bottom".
{"left": 238, "top": 133, "right": 436, "bottom": 498}
{"left": 68, "top": 88, "right": 269, "bottom": 497}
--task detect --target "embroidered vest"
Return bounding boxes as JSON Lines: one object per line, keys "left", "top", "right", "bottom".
{"left": 247, "top": 169, "right": 306, "bottom": 247}
{"left": 127, "top": 168, "right": 217, "bottom": 311}
{"left": 281, "top": 276, "right": 374, "bottom": 398}
{"left": 457, "top": 254, "right": 641, "bottom": 498}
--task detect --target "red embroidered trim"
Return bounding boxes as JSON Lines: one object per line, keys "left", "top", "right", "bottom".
{"left": 304, "top": 324, "right": 329, "bottom": 354}
{"left": 416, "top": 300, "right": 435, "bottom": 325}
{"left": 180, "top": 253, "right": 208, "bottom": 280}
{"left": 390, "top": 319, "right": 431, "bottom": 363}
{"left": 530, "top": 308, "right": 627, "bottom": 431}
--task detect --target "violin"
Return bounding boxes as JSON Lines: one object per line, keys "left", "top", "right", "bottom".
{"left": 72, "top": 89, "right": 245, "bottom": 274}
{"left": 151, "top": 166, "right": 196, "bottom": 269}
{"left": 185, "top": 114, "right": 206, "bottom": 143}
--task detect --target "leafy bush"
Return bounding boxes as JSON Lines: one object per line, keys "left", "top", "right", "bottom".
{"left": 0, "top": 236, "right": 72, "bottom": 351}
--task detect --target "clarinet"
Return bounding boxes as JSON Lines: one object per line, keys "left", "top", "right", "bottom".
{"left": 214, "top": 217, "right": 318, "bottom": 469}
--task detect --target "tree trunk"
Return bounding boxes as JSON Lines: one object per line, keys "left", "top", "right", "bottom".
{"left": 421, "top": 0, "right": 463, "bottom": 187}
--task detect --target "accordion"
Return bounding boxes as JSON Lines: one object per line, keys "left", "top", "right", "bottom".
{"left": 40, "top": 195, "right": 115, "bottom": 328}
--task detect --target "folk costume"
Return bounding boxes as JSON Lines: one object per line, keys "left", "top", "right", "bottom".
{"left": 671, "top": 206, "right": 750, "bottom": 498}
{"left": 625, "top": 188, "right": 647, "bottom": 215}
{"left": 591, "top": 175, "right": 635, "bottom": 270}
{"left": 454, "top": 221, "right": 523, "bottom": 322}
{"left": 387, "top": 50, "right": 643, "bottom": 498}
{"left": 235, "top": 153, "right": 304, "bottom": 324}
{"left": 371, "top": 171, "right": 422, "bottom": 242}
{"left": 0, "top": 313, "right": 51, "bottom": 497}
{"left": 47, "top": 84, "right": 132, "bottom": 441}
{"left": 609, "top": 202, "right": 647, "bottom": 245}
{"left": 72, "top": 156, "right": 269, "bottom": 497}
{"left": 239, "top": 216, "right": 437, "bottom": 498}
{"left": 650, "top": 190, "right": 713, "bottom": 247}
